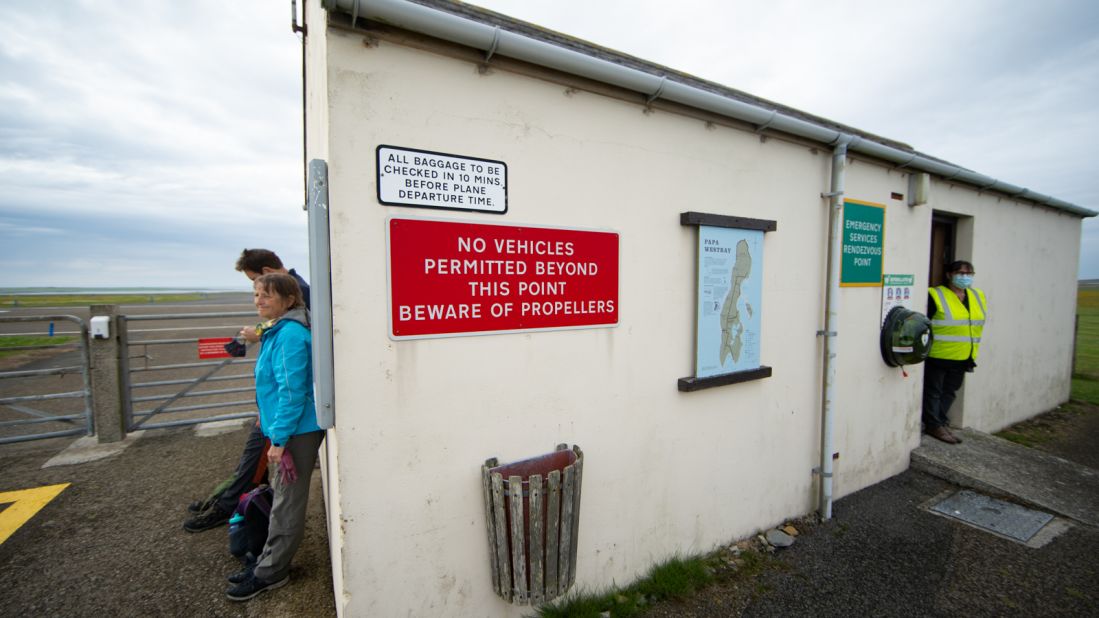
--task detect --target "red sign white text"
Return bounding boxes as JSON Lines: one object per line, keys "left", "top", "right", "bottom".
{"left": 388, "top": 218, "right": 618, "bottom": 338}
{"left": 198, "top": 337, "right": 233, "bottom": 359}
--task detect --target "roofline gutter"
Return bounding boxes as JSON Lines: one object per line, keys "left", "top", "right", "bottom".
{"left": 324, "top": 0, "right": 1095, "bottom": 218}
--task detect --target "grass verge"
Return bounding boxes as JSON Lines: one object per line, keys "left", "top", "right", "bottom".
{"left": 0, "top": 335, "right": 76, "bottom": 360}
{"left": 0, "top": 293, "right": 209, "bottom": 307}
{"left": 1074, "top": 288, "right": 1098, "bottom": 386}
{"left": 534, "top": 532, "right": 790, "bottom": 617}
{"left": 1072, "top": 287, "right": 1099, "bottom": 407}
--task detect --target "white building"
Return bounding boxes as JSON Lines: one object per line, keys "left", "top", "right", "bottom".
{"left": 300, "top": 1, "right": 1096, "bottom": 615}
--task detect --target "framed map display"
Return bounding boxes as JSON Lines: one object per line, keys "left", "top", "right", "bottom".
{"left": 678, "top": 212, "right": 775, "bottom": 392}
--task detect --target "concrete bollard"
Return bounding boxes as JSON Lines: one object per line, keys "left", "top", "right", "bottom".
{"left": 88, "top": 304, "right": 125, "bottom": 443}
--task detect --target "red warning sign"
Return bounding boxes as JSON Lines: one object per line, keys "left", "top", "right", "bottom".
{"left": 198, "top": 338, "right": 234, "bottom": 359}
{"left": 388, "top": 218, "right": 619, "bottom": 338}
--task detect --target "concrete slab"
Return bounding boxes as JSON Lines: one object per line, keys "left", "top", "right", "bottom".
{"left": 41, "top": 431, "right": 145, "bottom": 468}
{"left": 911, "top": 427, "right": 1099, "bottom": 527}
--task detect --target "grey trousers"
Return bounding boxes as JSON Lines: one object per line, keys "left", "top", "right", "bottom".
{"left": 253, "top": 430, "right": 325, "bottom": 582}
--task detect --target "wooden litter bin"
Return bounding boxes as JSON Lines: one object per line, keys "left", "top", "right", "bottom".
{"left": 481, "top": 444, "right": 584, "bottom": 605}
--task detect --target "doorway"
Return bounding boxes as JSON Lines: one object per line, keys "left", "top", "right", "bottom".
{"left": 926, "top": 212, "right": 974, "bottom": 429}
{"left": 928, "top": 215, "right": 956, "bottom": 287}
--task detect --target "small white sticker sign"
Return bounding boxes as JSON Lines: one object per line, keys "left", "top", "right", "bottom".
{"left": 881, "top": 274, "right": 916, "bottom": 325}
{"left": 376, "top": 145, "right": 508, "bottom": 214}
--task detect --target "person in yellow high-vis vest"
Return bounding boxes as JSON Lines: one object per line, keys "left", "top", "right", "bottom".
{"left": 923, "top": 260, "right": 986, "bottom": 444}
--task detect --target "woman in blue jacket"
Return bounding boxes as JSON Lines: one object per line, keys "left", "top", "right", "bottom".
{"left": 227, "top": 273, "right": 323, "bottom": 601}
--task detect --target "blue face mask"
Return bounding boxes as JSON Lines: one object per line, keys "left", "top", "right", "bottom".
{"left": 952, "top": 274, "right": 974, "bottom": 289}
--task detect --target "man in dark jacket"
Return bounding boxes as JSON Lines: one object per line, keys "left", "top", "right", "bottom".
{"left": 182, "top": 249, "right": 310, "bottom": 532}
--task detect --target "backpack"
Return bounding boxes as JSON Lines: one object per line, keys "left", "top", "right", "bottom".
{"left": 228, "top": 484, "right": 273, "bottom": 562}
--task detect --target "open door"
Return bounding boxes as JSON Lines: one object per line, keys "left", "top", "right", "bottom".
{"left": 928, "top": 215, "right": 956, "bottom": 288}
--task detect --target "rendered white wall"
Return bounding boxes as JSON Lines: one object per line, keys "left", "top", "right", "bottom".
{"left": 308, "top": 17, "right": 1084, "bottom": 617}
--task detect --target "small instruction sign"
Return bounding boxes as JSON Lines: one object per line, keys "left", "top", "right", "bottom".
{"left": 198, "top": 338, "right": 233, "bottom": 359}
{"left": 377, "top": 145, "right": 507, "bottom": 214}
{"left": 841, "top": 199, "right": 885, "bottom": 287}
{"left": 881, "top": 274, "right": 915, "bottom": 325}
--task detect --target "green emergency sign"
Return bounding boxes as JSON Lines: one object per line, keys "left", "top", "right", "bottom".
{"left": 841, "top": 199, "right": 885, "bottom": 286}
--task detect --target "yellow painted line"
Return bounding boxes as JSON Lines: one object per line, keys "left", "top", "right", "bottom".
{"left": 0, "top": 483, "right": 70, "bottom": 545}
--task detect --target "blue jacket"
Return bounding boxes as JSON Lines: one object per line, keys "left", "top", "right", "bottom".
{"left": 254, "top": 308, "right": 320, "bottom": 445}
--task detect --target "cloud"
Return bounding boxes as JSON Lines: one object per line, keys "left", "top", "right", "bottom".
{"left": 0, "top": 0, "right": 306, "bottom": 288}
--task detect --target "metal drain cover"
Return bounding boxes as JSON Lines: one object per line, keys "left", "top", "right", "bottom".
{"left": 931, "top": 490, "right": 1053, "bottom": 542}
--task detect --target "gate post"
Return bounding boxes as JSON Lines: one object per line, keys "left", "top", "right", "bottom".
{"left": 89, "top": 304, "right": 125, "bottom": 443}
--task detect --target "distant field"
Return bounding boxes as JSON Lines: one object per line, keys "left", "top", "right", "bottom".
{"left": 1, "top": 293, "right": 216, "bottom": 307}
{"left": 1074, "top": 287, "right": 1098, "bottom": 403}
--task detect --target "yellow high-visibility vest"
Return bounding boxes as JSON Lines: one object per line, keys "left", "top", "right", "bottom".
{"left": 928, "top": 286, "right": 987, "bottom": 361}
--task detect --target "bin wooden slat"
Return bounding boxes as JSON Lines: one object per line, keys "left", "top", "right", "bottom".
{"left": 481, "top": 460, "right": 500, "bottom": 595}
{"left": 546, "top": 469, "right": 561, "bottom": 601}
{"left": 491, "top": 472, "right": 511, "bottom": 601}
{"left": 569, "top": 451, "right": 583, "bottom": 587}
{"left": 559, "top": 463, "right": 575, "bottom": 595}
{"left": 508, "top": 475, "right": 528, "bottom": 604}
{"left": 529, "top": 474, "right": 545, "bottom": 606}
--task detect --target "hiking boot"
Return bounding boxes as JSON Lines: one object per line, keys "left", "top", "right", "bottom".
{"left": 926, "top": 425, "right": 960, "bottom": 444}
{"left": 226, "top": 573, "right": 289, "bottom": 601}
{"left": 227, "top": 565, "right": 254, "bottom": 584}
{"left": 187, "top": 499, "right": 213, "bottom": 514}
{"left": 182, "top": 505, "right": 230, "bottom": 533}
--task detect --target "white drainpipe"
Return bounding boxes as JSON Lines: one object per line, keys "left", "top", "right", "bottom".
{"left": 819, "top": 136, "right": 852, "bottom": 520}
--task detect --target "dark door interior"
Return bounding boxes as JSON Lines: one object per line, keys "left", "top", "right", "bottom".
{"left": 929, "top": 215, "right": 956, "bottom": 287}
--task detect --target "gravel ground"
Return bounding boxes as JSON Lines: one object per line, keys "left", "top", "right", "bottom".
{"left": 0, "top": 424, "right": 335, "bottom": 617}
{"left": 644, "top": 403, "right": 1099, "bottom": 617}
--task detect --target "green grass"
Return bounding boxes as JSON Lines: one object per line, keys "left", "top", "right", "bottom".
{"left": 998, "top": 430, "right": 1042, "bottom": 448}
{"left": 0, "top": 335, "right": 76, "bottom": 359}
{"left": 534, "top": 546, "right": 784, "bottom": 618}
{"left": 535, "top": 553, "right": 720, "bottom": 617}
{"left": 1071, "top": 377, "right": 1099, "bottom": 405}
{"left": 1073, "top": 288, "right": 1099, "bottom": 405}
{"left": 635, "top": 555, "right": 716, "bottom": 601}
{"left": 0, "top": 293, "right": 208, "bottom": 307}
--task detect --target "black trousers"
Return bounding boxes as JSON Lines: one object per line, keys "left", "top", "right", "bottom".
{"left": 215, "top": 422, "right": 269, "bottom": 514}
{"left": 922, "top": 359, "right": 967, "bottom": 430}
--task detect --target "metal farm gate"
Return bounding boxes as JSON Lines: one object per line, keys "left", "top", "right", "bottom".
{"left": 120, "top": 311, "right": 258, "bottom": 431}
{"left": 0, "top": 315, "right": 93, "bottom": 444}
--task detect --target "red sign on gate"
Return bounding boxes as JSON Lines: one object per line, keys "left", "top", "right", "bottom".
{"left": 198, "top": 337, "right": 234, "bottom": 359}
{"left": 388, "top": 218, "right": 619, "bottom": 338}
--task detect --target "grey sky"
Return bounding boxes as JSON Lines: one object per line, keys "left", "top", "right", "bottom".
{"left": 1, "top": 0, "right": 1096, "bottom": 288}
{"left": 1, "top": 1, "right": 304, "bottom": 288}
